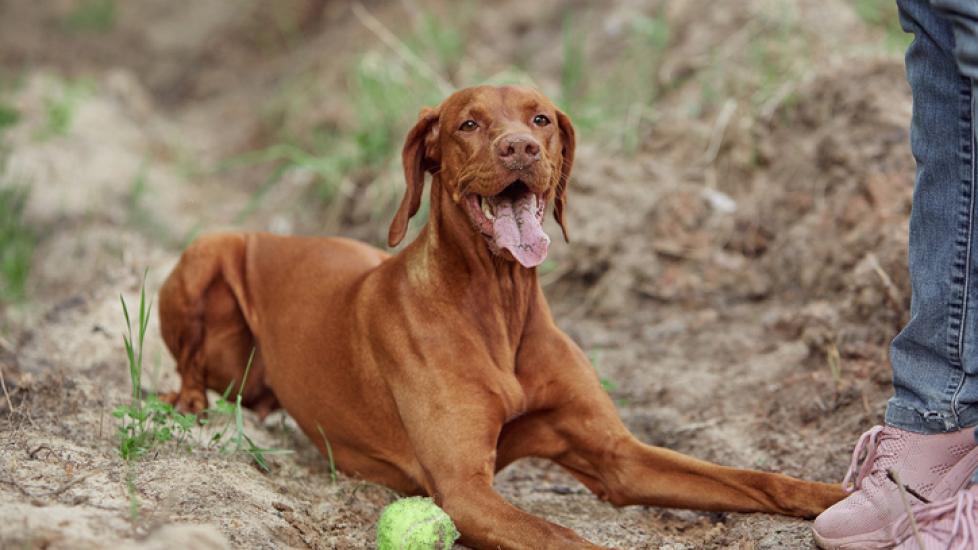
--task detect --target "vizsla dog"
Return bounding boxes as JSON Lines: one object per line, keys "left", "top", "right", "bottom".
{"left": 159, "top": 85, "right": 845, "bottom": 549}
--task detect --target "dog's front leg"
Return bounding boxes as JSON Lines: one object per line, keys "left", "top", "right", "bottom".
{"left": 388, "top": 367, "right": 607, "bottom": 550}
{"left": 506, "top": 320, "right": 846, "bottom": 519}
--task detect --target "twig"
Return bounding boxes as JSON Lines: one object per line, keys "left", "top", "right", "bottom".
{"left": 351, "top": 2, "right": 454, "bottom": 96}
{"left": 672, "top": 417, "right": 725, "bottom": 434}
{"left": 539, "top": 262, "right": 574, "bottom": 288}
{"left": 760, "top": 71, "right": 814, "bottom": 121}
{"left": 867, "top": 253, "right": 904, "bottom": 311}
{"left": 0, "top": 363, "right": 13, "bottom": 414}
{"left": 759, "top": 81, "right": 797, "bottom": 120}
{"left": 28, "top": 445, "right": 52, "bottom": 459}
{"left": 703, "top": 98, "right": 737, "bottom": 165}
{"left": 619, "top": 102, "right": 649, "bottom": 151}
{"left": 346, "top": 481, "right": 401, "bottom": 506}
{"left": 0, "top": 471, "right": 94, "bottom": 498}
{"left": 825, "top": 343, "right": 842, "bottom": 388}
{"left": 889, "top": 469, "right": 926, "bottom": 549}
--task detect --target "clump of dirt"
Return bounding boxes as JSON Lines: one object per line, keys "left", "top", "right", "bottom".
{"left": 0, "top": 0, "right": 914, "bottom": 548}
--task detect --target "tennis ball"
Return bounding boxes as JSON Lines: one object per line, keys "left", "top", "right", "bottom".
{"left": 375, "top": 496, "right": 460, "bottom": 550}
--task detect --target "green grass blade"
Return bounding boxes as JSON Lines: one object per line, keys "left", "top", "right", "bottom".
{"left": 233, "top": 395, "right": 245, "bottom": 450}
{"left": 237, "top": 347, "right": 257, "bottom": 399}
{"left": 316, "top": 423, "right": 338, "bottom": 483}
{"left": 120, "top": 294, "right": 132, "bottom": 335}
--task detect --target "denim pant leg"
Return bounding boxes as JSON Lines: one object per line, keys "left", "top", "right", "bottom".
{"left": 926, "top": 1, "right": 978, "bottom": 481}
{"left": 887, "top": 0, "right": 978, "bottom": 434}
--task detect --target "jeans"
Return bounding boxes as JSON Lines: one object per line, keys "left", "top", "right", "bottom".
{"left": 888, "top": 0, "right": 978, "bottom": 435}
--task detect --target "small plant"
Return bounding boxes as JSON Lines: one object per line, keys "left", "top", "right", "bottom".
{"left": 0, "top": 102, "right": 18, "bottom": 135}
{"left": 559, "top": 12, "right": 585, "bottom": 116}
{"left": 200, "top": 348, "right": 291, "bottom": 472}
{"left": 852, "top": 0, "right": 911, "bottom": 52}
{"left": 0, "top": 85, "right": 35, "bottom": 305}
{"left": 0, "top": 185, "right": 35, "bottom": 303}
{"left": 38, "top": 80, "right": 89, "bottom": 139}
{"left": 114, "top": 276, "right": 289, "bottom": 471}
{"left": 589, "top": 349, "right": 616, "bottom": 391}
{"left": 588, "top": 349, "right": 628, "bottom": 406}
{"left": 558, "top": 10, "right": 669, "bottom": 152}
{"left": 113, "top": 393, "right": 197, "bottom": 460}
{"left": 63, "top": 0, "right": 117, "bottom": 33}
{"left": 114, "top": 273, "right": 195, "bottom": 460}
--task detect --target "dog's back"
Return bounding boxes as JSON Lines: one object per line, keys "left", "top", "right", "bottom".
{"left": 160, "top": 231, "right": 426, "bottom": 492}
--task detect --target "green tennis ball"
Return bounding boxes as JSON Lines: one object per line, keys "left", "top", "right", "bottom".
{"left": 375, "top": 496, "right": 460, "bottom": 550}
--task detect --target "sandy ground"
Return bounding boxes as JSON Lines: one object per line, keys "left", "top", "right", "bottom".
{"left": 0, "top": 0, "right": 913, "bottom": 548}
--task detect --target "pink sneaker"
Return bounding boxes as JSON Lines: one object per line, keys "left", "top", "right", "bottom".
{"left": 812, "top": 425, "right": 978, "bottom": 549}
{"left": 893, "top": 485, "right": 978, "bottom": 549}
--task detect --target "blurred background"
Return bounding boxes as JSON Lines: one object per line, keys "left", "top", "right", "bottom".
{"left": 0, "top": 1, "right": 915, "bottom": 548}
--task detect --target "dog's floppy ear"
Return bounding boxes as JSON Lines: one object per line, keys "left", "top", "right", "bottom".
{"left": 554, "top": 109, "right": 576, "bottom": 242}
{"left": 388, "top": 107, "right": 440, "bottom": 247}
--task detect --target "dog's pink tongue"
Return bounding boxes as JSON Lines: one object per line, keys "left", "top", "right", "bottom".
{"left": 492, "top": 194, "right": 550, "bottom": 268}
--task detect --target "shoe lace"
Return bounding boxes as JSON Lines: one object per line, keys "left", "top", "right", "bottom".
{"left": 911, "top": 489, "right": 978, "bottom": 550}
{"left": 842, "top": 425, "right": 898, "bottom": 493}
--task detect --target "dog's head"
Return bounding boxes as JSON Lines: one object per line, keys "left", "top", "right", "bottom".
{"left": 387, "top": 85, "right": 576, "bottom": 268}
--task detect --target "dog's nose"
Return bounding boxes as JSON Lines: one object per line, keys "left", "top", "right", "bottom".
{"left": 496, "top": 133, "right": 541, "bottom": 170}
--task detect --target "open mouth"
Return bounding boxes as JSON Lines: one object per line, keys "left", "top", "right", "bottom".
{"left": 463, "top": 180, "right": 550, "bottom": 268}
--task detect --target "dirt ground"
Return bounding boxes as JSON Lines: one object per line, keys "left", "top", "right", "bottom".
{"left": 0, "top": 1, "right": 914, "bottom": 548}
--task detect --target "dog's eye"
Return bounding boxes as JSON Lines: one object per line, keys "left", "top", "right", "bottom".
{"left": 532, "top": 114, "right": 551, "bottom": 127}
{"left": 459, "top": 120, "right": 479, "bottom": 132}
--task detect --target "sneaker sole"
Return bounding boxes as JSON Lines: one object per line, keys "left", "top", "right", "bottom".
{"left": 812, "top": 524, "right": 901, "bottom": 550}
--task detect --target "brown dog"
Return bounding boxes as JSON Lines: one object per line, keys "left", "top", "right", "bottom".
{"left": 159, "top": 85, "right": 845, "bottom": 549}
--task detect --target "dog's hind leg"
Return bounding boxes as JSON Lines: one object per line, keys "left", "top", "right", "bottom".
{"left": 158, "top": 245, "right": 215, "bottom": 414}
{"left": 158, "top": 234, "right": 277, "bottom": 416}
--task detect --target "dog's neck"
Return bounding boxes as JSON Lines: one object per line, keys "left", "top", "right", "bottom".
{"left": 400, "top": 175, "right": 540, "bottom": 341}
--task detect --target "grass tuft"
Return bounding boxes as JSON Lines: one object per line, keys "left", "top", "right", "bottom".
{"left": 205, "top": 347, "right": 292, "bottom": 472}
{"left": 227, "top": 6, "right": 464, "bottom": 243}
{"left": 0, "top": 102, "right": 19, "bottom": 135}
{"left": 115, "top": 276, "right": 290, "bottom": 471}
{"left": 558, "top": 9, "right": 669, "bottom": 152}
{"left": 852, "top": 0, "right": 911, "bottom": 52}
{"left": 0, "top": 89, "right": 33, "bottom": 304}
{"left": 588, "top": 349, "right": 628, "bottom": 406}
{"left": 63, "top": 0, "right": 117, "bottom": 33}
{"left": 0, "top": 185, "right": 35, "bottom": 303}
{"left": 115, "top": 272, "right": 184, "bottom": 461}
{"left": 38, "top": 80, "right": 90, "bottom": 139}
